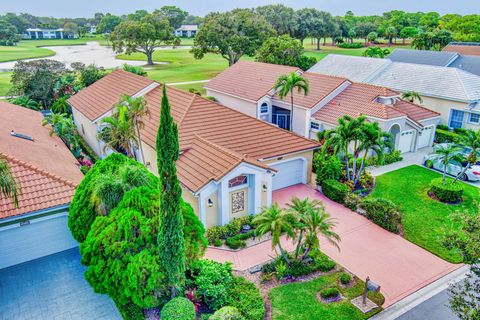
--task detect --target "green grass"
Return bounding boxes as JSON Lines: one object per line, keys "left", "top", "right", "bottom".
{"left": 270, "top": 272, "right": 384, "bottom": 320}
{"left": 369, "top": 165, "right": 480, "bottom": 263}
{"left": 0, "top": 72, "right": 11, "bottom": 96}
{"left": 169, "top": 82, "right": 207, "bottom": 95}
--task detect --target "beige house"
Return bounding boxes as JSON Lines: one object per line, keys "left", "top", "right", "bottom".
{"left": 68, "top": 70, "right": 319, "bottom": 228}
{"left": 206, "top": 61, "right": 441, "bottom": 154}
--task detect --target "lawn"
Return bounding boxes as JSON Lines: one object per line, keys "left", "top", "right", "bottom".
{"left": 0, "top": 72, "right": 11, "bottom": 96}
{"left": 270, "top": 272, "right": 384, "bottom": 320}
{"left": 369, "top": 165, "right": 480, "bottom": 263}
{"left": 168, "top": 82, "right": 207, "bottom": 95}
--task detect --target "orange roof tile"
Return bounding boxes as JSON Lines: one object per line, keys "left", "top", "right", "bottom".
{"left": 0, "top": 154, "right": 78, "bottom": 219}
{"left": 68, "top": 69, "right": 155, "bottom": 120}
{"left": 443, "top": 44, "right": 480, "bottom": 57}
{"left": 205, "top": 60, "right": 300, "bottom": 102}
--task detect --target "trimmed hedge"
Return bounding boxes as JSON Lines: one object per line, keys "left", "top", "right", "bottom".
{"left": 315, "top": 154, "right": 342, "bottom": 186}
{"left": 340, "top": 273, "right": 351, "bottom": 285}
{"left": 362, "top": 198, "right": 402, "bottom": 233}
{"left": 114, "top": 298, "right": 144, "bottom": 320}
{"left": 227, "top": 277, "right": 265, "bottom": 320}
{"left": 160, "top": 297, "right": 195, "bottom": 320}
{"left": 337, "top": 42, "right": 363, "bottom": 48}
{"left": 322, "top": 179, "right": 349, "bottom": 204}
{"left": 320, "top": 287, "right": 340, "bottom": 299}
{"left": 429, "top": 178, "right": 464, "bottom": 203}
{"left": 434, "top": 129, "right": 460, "bottom": 144}
{"left": 210, "top": 306, "right": 245, "bottom": 320}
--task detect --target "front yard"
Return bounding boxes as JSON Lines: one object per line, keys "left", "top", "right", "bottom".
{"left": 369, "top": 165, "right": 480, "bottom": 263}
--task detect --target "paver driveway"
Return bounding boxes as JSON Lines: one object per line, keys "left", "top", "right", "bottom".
{"left": 0, "top": 248, "right": 121, "bottom": 320}
{"left": 205, "top": 184, "right": 461, "bottom": 307}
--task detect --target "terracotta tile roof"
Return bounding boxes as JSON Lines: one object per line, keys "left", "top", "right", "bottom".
{"left": 177, "top": 136, "right": 274, "bottom": 192}
{"left": 205, "top": 60, "right": 299, "bottom": 102}
{"left": 140, "top": 85, "right": 319, "bottom": 161}
{"left": 312, "top": 83, "right": 440, "bottom": 125}
{"left": 0, "top": 154, "right": 78, "bottom": 219}
{"left": 273, "top": 72, "right": 348, "bottom": 109}
{"left": 0, "top": 102, "right": 83, "bottom": 184}
{"left": 68, "top": 69, "right": 155, "bottom": 120}
{"left": 443, "top": 44, "right": 480, "bottom": 57}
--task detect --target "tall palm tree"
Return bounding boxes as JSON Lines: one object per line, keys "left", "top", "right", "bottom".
{"left": 98, "top": 105, "right": 138, "bottom": 157}
{"left": 301, "top": 204, "right": 340, "bottom": 260}
{"left": 273, "top": 72, "right": 309, "bottom": 132}
{"left": 120, "top": 95, "right": 149, "bottom": 161}
{"left": 454, "top": 129, "right": 480, "bottom": 183}
{"left": 401, "top": 91, "right": 423, "bottom": 104}
{"left": 253, "top": 203, "right": 295, "bottom": 264}
{"left": 0, "top": 156, "right": 20, "bottom": 208}
{"left": 431, "top": 144, "right": 463, "bottom": 184}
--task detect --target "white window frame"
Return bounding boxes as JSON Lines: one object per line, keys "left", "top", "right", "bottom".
{"left": 310, "top": 121, "right": 320, "bottom": 131}
{"left": 468, "top": 112, "right": 480, "bottom": 124}
{"left": 260, "top": 103, "right": 269, "bottom": 114}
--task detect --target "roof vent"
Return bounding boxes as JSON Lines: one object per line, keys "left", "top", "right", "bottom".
{"left": 10, "top": 130, "right": 34, "bottom": 141}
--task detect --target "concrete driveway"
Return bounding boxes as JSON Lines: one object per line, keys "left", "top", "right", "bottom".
{"left": 0, "top": 248, "right": 121, "bottom": 320}
{"left": 206, "top": 184, "right": 462, "bottom": 308}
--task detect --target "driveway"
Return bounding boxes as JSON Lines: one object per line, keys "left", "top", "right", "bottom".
{"left": 0, "top": 248, "right": 121, "bottom": 320}
{"left": 206, "top": 184, "right": 461, "bottom": 307}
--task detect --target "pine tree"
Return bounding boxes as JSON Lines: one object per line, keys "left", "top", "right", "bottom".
{"left": 156, "top": 85, "right": 185, "bottom": 298}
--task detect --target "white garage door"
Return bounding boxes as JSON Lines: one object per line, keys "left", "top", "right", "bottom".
{"left": 398, "top": 130, "right": 415, "bottom": 153}
{"left": 417, "top": 125, "right": 434, "bottom": 149}
{"left": 271, "top": 158, "right": 305, "bottom": 191}
{"left": 0, "top": 214, "right": 78, "bottom": 269}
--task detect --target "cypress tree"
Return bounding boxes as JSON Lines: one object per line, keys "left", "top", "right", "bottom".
{"left": 156, "top": 84, "right": 185, "bottom": 298}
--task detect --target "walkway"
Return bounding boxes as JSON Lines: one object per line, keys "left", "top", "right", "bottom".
{"left": 0, "top": 248, "right": 121, "bottom": 320}
{"left": 368, "top": 147, "right": 432, "bottom": 177}
{"left": 205, "top": 184, "right": 461, "bottom": 307}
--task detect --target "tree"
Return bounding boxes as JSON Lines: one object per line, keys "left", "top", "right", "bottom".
{"left": 367, "top": 31, "right": 378, "bottom": 44}
{"left": 156, "top": 85, "right": 186, "bottom": 298}
{"left": 255, "top": 35, "right": 316, "bottom": 71}
{"left": 192, "top": 9, "right": 275, "bottom": 66}
{"left": 385, "top": 26, "right": 397, "bottom": 46}
{"left": 121, "top": 95, "right": 149, "bottom": 161}
{"left": 430, "top": 144, "right": 462, "bottom": 184}
{"left": 63, "top": 22, "right": 78, "bottom": 38}
{"left": 399, "top": 26, "right": 418, "bottom": 44}
{"left": 401, "top": 91, "right": 423, "bottom": 104}
{"left": 363, "top": 46, "right": 390, "bottom": 58}
{"left": 111, "top": 13, "right": 174, "bottom": 65}
{"left": 183, "top": 15, "right": 204, "bottom": 26}
{"left": 293, "top": 8, "right": 318, "bottom": 45}
{"left": 156, "top": 6, "right": 188, "bottom": 29}
{"left": 0, "top": 156, "right": 20, "bottom": 208}
{"left": 253, "top": 203, "right": 294, "bottom": 264}
{"left": 97, "top": 105, "right": 137, "bottom": 157}
{"left": 256, "top": 4, "right": 297, "bottom": 36}
{"left": 419, "top": 12, "right": 440, "bottom": 31}
{"left": 449, "top": 265, "right": 480, "bottom": 320}
{"left": 0, "top": 19, "right": 19, "bottom": 44}
{"left": 96, "top": 13, "right": 121, "bottom": 34}
{"left": 309, "top": 11, "right": 335, "bottom": 50}
{"left": 273, "top": 72, "right": 309, "bottom": 132}
{"left": 76, "top": 64, "right": 106, "bottom": 87}
{"left": 454, "top": 129, "right": 480, "bottom": 183}
{"left": 354, "top": 22, "right": 377, "bottom": 45}
{"left": 3, "top": 13, "right": 29, "bottom": 34}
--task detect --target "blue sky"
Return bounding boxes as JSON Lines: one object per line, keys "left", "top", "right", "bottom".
{"left": 1, "top": 0, "right": 478, "bottom": 18}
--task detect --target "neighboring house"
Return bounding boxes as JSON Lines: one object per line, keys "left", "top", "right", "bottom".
{"left": 174, "top": 25, "right": 198, "bottom": 38}
{"left": 68, "top": 70, "right": 319, "bottom": 228}
{"left": 443, "top": 42, "right": 480, "bottom": 57}
{"left": 0, "top": 102, "right": 83, "bottom": 269}
{"left": 309, "top": 55, "right": 480, "bottom": 130}
{"left": 206, "top": 61, "right": 440, "bottom": 154}
{"left": 23, "top": 28, "right": 75, "bottom": 40}
{"left": 388, "top": 48, "right": 480, "bottom": 76}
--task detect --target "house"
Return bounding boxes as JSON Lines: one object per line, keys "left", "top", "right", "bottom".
{"left": 443, "top": 42, "right": 480, "bottom": 57}
{"left": 388, "top": 48, "right": 480, "bottom": 76}
{"left": 0, "top": 102, "right": 83, "bottom": 269}
{"left": 23, "top": 28, "right": 75, "bottom": 40}
{"left": 309, "top": 55, "right": 480, "bottom": 130}
{"left": 68, "top": 70, "right": 319, "bottom": 228}
{"left": 174, "top": 25, "right": 198, "bottom": 38}
{"left": 206, "top": 61, "right": 440, "bottom": 154}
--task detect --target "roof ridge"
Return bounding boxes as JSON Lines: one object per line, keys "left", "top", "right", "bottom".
{"left": 192, "top": 134, "right": 244, "bottom": 160}
{"left": 177, "top": 90, "right": 199, "bottom": 128}
{"left": 453, "top": 68, "right": 473, "bottom": 100}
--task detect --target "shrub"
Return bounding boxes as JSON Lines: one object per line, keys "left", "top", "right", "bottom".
{"left": 340, "top": 273, "right": 351, "bottom": 285}
{"left": 76, "top": 134, "right": 100, "bottom": 163}
{"left": 362, "top": 198, "right": 402, "bottom": 233}
{"left": 320, "top": 287, "right": 340, "bottom": 299}
{"left": 429, "top": 178, "right": 464, "bottom": 203}
{"left": 315, "top": 154, "right": 342, "bottom": 186}
{"left": 437, "top": 124, "right": 449, "bottom": 131}
{"left": 322, "top": 179, "right": 349, "bottom": 204}
{"left": 188, "top": 260, "right": 233, "bottom": 311}
{"left": 227, "top": 277, "right": 265, "bottom": 320}
{"left": 434, "top": 129, "right": 460, "bottom": 144}
{"left": 369, "top": 150, "right": 403, "bottom": 166}
{"left": 210, "top": 306, "right": 245, "bottom": 320}
{"left": 114, "top": 298, "right": 145, "bottom": 320}
{"left": 213, "top": 239, "right": 223, "bottom": 247}
{"left": 160, "top": 297, "right": 195, "bottom": 320}
{"left": 337, "top": 42, "right": 363, "bottom": 48}
{"left": 344, "top": 193, "right": 361, "bottom": 211}
{"left": 313, "top": 252, "right": 336, "bottom": 272}
{"left": 207, "top": 226, "right": 228, "bottom": 244}
{"left": 453, "top": 127, "right": 467, "bottom": 134}
{"left": 225, "top": 237, "right": 247, "bottom": 249}
{"left": 122, "top": 64, "right": 147, "bottom": 76}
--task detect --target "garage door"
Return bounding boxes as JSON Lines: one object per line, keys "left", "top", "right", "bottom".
{"left": 398, "top": 130, "right": 415, "bottom": 153}
{"left": 0, "top": 214, "right": 78, "bottom": 269}
{"left": 417, "top": 126, "right": 434, "bottom": 149}
{"left": 271, "top": 158, "right": 305, "bottom": 190}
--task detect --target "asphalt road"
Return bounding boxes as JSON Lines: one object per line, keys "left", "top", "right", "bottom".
{"left": 395, "top": 288, "right": 459, "bottom": 320}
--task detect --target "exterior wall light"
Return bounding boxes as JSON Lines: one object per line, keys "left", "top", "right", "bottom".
{"left": 262, "top": 184, "right": 268, "bottom": 192}
{"left": 207, "top": 198, "right": 214, "bottom": 207}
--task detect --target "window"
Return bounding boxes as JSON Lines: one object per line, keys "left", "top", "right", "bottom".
{"left": 310, "top": 122, "right": 320, "bottom": 131}
{"left": 228, "top": 175, "right": 248, "bottom": 188}
{"left": 260, "top": 103, "right": 269, "bottom": 114}
{"left": 469, "top": 112, "right": 480, "bottom": 124}
{"left": 449, "top": 110, "right": 465, "bottom": 129}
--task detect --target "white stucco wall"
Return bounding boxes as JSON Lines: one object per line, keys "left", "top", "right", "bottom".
{"left": 71, "top": 107, "right": 101, "bottom": 156}
{"left": 206, "top": 89, "right": 258, "bottom": 118}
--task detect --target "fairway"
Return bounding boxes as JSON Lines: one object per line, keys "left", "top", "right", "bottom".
{"left": 0, "top": 72, "right": 11, "bottom": 96}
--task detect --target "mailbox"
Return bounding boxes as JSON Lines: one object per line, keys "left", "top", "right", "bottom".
{"left": 367, "top": 280, "right": 381, "bottom": 293}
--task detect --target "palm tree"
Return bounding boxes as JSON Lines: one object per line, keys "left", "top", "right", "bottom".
{"left": 0, "top": 156, "right": 20, "bottom": 208}
{"left": 385, "top": 26, "right": 397, "bottom": 47}
{"left": 120, "top": 95, "right": 149, "bottom": 161}
{"left": 98, "top": 105, "right": 138, "bottom": 157}
{"left": 431, "top": 144, "right": 463, "bottom": 184}
{"left": 454, "top": 129, "right": 480, "bottom": 183}
{"left": 273, "top": 72, "right": 309, "bottom": 132}
{"left": 301, "top": 204, "right": 340, "bottom": 260}
{"left": 253, "top": 203, "right": 295, "bottom": 264}
{"left": 401, "top": 91, "right": 423, "bottom": 104}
